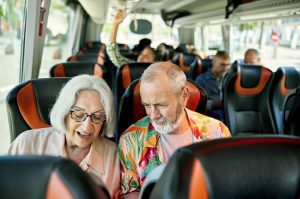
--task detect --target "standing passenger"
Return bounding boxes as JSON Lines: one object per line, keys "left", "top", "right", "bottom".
{"left": 195, "top": 50, "right": 230, "bottom": 122}
{"left": 8, "top": 75, "right": 120, "bottom": 198}
{"left": 107, "top": 10, "right": 156, "bottom": 67}
{"left": 118, "top": 62, "right": 231, "bottom": 199}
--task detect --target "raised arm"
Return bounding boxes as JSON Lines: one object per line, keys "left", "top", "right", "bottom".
{"left": 110, "top": 10, "right": 126, "bottom": 44}
{"left": 107, "top": 10, "right": 134, "bottom": 67}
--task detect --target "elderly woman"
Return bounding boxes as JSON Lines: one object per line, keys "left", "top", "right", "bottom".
{"left": 8, "top": 75, "right": 120, "bottom": 197}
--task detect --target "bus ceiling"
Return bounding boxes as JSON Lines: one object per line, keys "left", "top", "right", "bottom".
{"left": 68, "top": 0, "right": 300, "bottom": 28}
{"left": 172, "top": 0, "right": 300, "bottom": 27}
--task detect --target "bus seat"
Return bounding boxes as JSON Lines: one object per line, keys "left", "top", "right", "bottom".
{"left": 83, "top": 41, "right": 105, "bottom": 49}
{"left": 223, "top": 64, "right": 275, "bottom": 135}
{"left": 117, "top": 79, "right": 207, "bottom": 141}
{"left": 0, "top": 156, "right": 109, "bottom": 199}
{"left": 49, "top": 62, "right": 112, "bottom": 87}
{"left": 67, "top": 54, "right": 105, "bottom": 65}
{"left": 6, "top": 77, "right": 71, "bottom": 141}
{"left": 149, "top": 135, "right": 300, "bottom": 199}
{"left": 283, "top": 87, "right": 300, "bottom": 136}
{"left": 160, "top": 49, "right": 176, "bottom": 61}
{"left": 119, "top": 49, "right": 139, "bottom": 61}
{"left": 117, "top": 43, "right": 129, "bottom": 50}
{"left": 115, "top": 63, "right": 151, "bottom": 109}
{"left": 77, "top": 44, "right": 106, "bottom": 57}
{"left": 269, "top": 67, "right": 300, "bottom": 134}
{"left": 50, "top": 62, "right": 105, "bottom": 78}
{"left": 190, "top": 58, "right": 212, "bottom": 80}
{"left": 172, "top": 53, "right": 201, "bottom": 79}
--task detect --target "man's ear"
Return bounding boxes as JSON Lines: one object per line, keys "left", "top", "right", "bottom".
{"left": 182, "top": 87, "right": 189, "bottom": 106}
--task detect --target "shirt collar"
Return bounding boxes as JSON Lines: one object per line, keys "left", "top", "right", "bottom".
{"left": 79, "top": 138, "right": 105, "bottom": 175}
{"left": 144, "top": 122, "right": 160, "bottom": 148}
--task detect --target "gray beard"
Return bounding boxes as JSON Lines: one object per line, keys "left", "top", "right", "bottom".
{"left": 152, "top": 112, "right": 184, "bottom": 135}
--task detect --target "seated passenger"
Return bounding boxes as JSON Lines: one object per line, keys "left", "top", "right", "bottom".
{"left": 118, "top": 62, "right": 231, "bottom": 199}
{"left": 157, "top": 42, "right": 167, "bottom": 52}
{"left": 132, "top": 38, "right": 152, "bottom": 53}
{"left": 244, "top": 48, "right": 261, "bottom": 65}
{"left": 195, "top": 50, "right": 230, "bottom": 122}
{"left": 107, "top": 10, "right": 157, "bottom": 67}
{"left": 8, "top": 75, "right": 120, "bottom": 198}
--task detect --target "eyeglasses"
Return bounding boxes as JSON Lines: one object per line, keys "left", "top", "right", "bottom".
{"left": 70, "top": 110, "right": 106, "bottom": 124}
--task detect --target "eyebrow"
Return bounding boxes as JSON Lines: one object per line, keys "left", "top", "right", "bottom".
{"left": 71, "top": 106, "right": 104, "bottom": 113}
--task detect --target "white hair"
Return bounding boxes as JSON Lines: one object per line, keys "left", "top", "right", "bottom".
{"left": 50, "top": 75, "right": 116, "bottom": 138}
{"left": 141, "top": 62, "right": 186, "bottom": 95}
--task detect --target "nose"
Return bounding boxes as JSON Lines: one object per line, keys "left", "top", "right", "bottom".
{"left": 148, "top": 106, "right": 160, "bottom": 121}
{"left": 82, "top": 116, "right": 94, "bottom": 131}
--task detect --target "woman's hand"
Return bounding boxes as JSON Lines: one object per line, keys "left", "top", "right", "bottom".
{"left": 113, "top": 10, "right": 127, "bottom": 25}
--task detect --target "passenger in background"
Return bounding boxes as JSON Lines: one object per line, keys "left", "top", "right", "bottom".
{"left": 244, "top": 48, "right": 261, "bottom": 65}
{"left": 195, "top": 50, "right": 230, "bottom": 122}
{"left": 132, "top": 38, "right": 152, "bottom": 53}
{"left": 118, "top": 62, "right": 231, "bottom": 199}
{"left": 8, "top": 75, "right": 120, "bottom": 198}
{"left": 107, "top": 10, "right": 157, "bottom": 67}
{"left": 157, "top": 42, "right": 167, "bottom": 52}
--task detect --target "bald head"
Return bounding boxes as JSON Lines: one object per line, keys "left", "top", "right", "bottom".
{"left": 141, "top": 62, "right": 187, "bottom": 94}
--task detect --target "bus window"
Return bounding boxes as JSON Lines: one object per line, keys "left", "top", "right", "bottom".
{"left": 231, "top": 19, "right": 300, "bottom": 71}
{"left": 101, "top": 12, "right": 178, "bottom": 49}
{"left": 39, "top": 0, "right": 74, "bottom": 78}
{"left": 0, "top": 0, "right": 24, "bottom": 154}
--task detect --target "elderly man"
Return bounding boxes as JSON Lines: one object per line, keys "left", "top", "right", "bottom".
{"left": 118, "top": 62, "right": 231, "bottom": 199}
{"left": 244, "top": 48, "right": 261, "bottom": 65}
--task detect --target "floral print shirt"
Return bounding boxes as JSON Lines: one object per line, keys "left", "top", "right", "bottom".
{"left": 118, "top": 108, "right": 231, "bottom": 195}
{"left": 107, "top": 43, "right": 135, "bottom": 67}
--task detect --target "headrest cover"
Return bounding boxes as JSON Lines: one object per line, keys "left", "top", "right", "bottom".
{"left": 235, "top": 65, "right": 272, "bottom": 95}
{"left": 17, "top": 83, "right": 50, "bottom": 129}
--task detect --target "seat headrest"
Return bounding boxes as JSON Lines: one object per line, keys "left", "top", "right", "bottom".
{"left": 277, "top": 67, "right": 300, "bottom": 95}
{"left": 50, "top": 62, "right": 103, "bottom": 78}
{"left": 150, "top": 135, "right": 300, "bottom": 199}
{"left": 0, "top": 156, "right": 110, "bottom": 199}
{"left": 235, "top": 64, "right": 272, "bottom": 95}
{"left": 119, "top": 63, "right": 151, "bottom": 88}
{"left": 6, "top": 77, "right": 71, "bottom": 139}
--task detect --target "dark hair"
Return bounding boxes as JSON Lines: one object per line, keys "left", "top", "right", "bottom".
{"left": 132, "top": 38, "right": 152, "bottom": 52}
{"left": 215, "top": 50, "right": 230, "bottom": 60}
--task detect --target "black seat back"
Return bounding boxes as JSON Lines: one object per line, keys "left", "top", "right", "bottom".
{"left": 0, "top": 156, "right": 109, "bottom": 199}
{"left": 115, "top": 63, "right": 151, "bottom": 108}
{"left": 150, "top": 135, "right": 300, "bottom": 199}
{"left": 6, "top": 77, "right": 71, "bottom": 141}
{"left": 50, "top": 62, "right": 104, "bottom": 77}
{"left": 268, "top": 67, "right": 300, "bottom": 133}
{"left": 283, "top": 87, "right": 300, "bottom": 135}
{"left": 223, "top": 64, "right": 275, "bottom": 135}
{"left": 190, "top": 58, "right": 212, "bottom": 80}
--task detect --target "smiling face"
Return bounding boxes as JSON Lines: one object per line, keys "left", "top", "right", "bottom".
{"left": 65, "top": 90, "right": 105, "bottom": 150}
{"left": 140, "top": 76, "right": 188, "bottom": 134}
